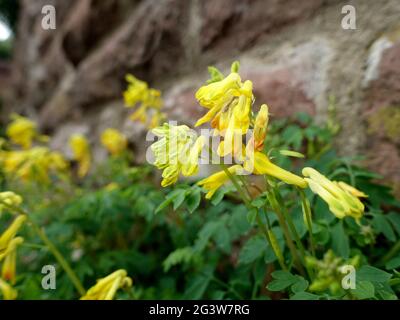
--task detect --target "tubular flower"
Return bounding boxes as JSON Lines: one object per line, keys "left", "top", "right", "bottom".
{"left": 218, "top": 81, "right": 253, "bottom": 157}
{"left": 0, "top": 278, "right": 17, "bottom": 300}
{"left": 81, "top": 269, "right": 132, "bottom": 300}
{"left": 0, "top": 215, "right": 26, "bottom": 261}
{"left": 69, "top": 134, "right": 91, "bottom": 178}
{"left": 1, "top": 237, "right": 23, "bottom": 284}
{"left": 101, "top": 128, "right": 127, "bottom": 156}
{"left": 244, "top": 151, "right": 307, "bottom": 188}
{"left": 0, "top": 192, "right": 23, "bottom": 214}
{"left": 302, "top": 167, "right": 366, "bottom": 220}
{"left": 6, "top": 114, "right": 37, "bottom": 149}
{"left": 123, "top": 74, "right": 163, "bottom": 128}
{"left": 151, "top": 124, "right": 205, "bottom": 187}
{"left": 246, "top": 104, "right": 269, "bottom": 155}
{"left": 0, "top": 148, "right": 68, "bottom": 183}
{"left": 198, "top": 165, "right": 243, "bottom": 199}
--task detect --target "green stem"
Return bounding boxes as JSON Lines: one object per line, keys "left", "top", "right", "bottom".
{"left": 219, "top": 164, "right": 251, "bottom": 206}
{"left": 298, "top": 188, "right": 316, "bottom": 257}
{"left": 265, "top": 190, "right": 305, "bottom": 276}
{"left": 256, "top": 213, "right": 287, "bottom": 271}
{"left": 2, "top": 202, "right": 86, "bottom": 296}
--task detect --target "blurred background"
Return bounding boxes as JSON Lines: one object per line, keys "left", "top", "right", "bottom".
{"left": 0, "top": 0, "right": 399, "bottom": 195}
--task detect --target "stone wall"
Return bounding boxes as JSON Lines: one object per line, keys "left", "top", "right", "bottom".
{"left": 5, "top": 0, "right": 400, "bottom": 193}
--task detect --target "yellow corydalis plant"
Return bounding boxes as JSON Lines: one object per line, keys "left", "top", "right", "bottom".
{"left": 302, "top": 167, "right": 366, "bottom": 220}
{"left": 101, "top": 128, "right": 128, "bottom": 156}
{"left": 151, "top": 124, "right": 205, "bottom": 187}
{"left": 123, "top": 74, "right": 165, "bottom": 129}
{"left": 69, "top": 134, "right": 91, "bottom": 178}
{"left": 81, "top": 269, "right": 132, "bottom": 300}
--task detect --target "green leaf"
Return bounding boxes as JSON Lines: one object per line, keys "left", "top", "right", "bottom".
{"left": 246, "top": 208, "right": 258, "bottom": 225}
{"left": 331, "top": 221, "right": 350, "bottom": 259}
{"left": 231, "top": 61, "right": 240, "bottom": 73}
{"left": 385, "top": 256, "right": 400, "bottom": 270}
{"left": 163, "top": 247, "right": 194, "bottom": 272}
{"left": 172, "top": 189, "right": 187, "bottom": 210}
{"left": 351, "top": 281, "right": 375, "bottom": 299}
{"left": 358, "top": 266, "right": 392, "bottom": 283}
{"left": 279, "top": 150, "right": 305, "bottom": 158}
{"left": 267, "top": 271, "right": 297, "bottom": 292}
{"left": 213, "top": 225, "right": 231, "bottom": 253}
{"left": 238, "top": 235, "right": 267, "bottom": 265}
{"left": 290, "top": 292, "right": 320, "bottom": 300}
{"left": 184, "top": 266, "right": 214, "bottom": 299}
{"left": 186, "top": 188, "right": 201, "bottom": 213}
{"left": 372, "top": 214, "right": 396, "bottom": 242}
{"left": 207, "top": 66, "right": 224, "bottom": 84}
{"left": 291, "top": 277, "right": 309, "bottom": 293}
{"left": 387, "top": 212, "right": 400, "bottom": 236}
{"left": 155, "top": 189, "right": 186, "bottom": 213}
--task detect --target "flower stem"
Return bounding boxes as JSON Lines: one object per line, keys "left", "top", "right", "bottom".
{"left": 264, "top": 182, "right": 306, "bottom": 276}
{"left": 298, "top": 188, "right": 316, "bottom": 257}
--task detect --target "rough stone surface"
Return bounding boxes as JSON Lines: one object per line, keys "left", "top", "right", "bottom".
{"left": 362, "top": 29, "right": 400, "bottom": 194}
{"left": 3, "top": 0, "right": 400, "bottom": 195}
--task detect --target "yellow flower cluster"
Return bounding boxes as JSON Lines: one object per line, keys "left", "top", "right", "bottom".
{"left": 123, "top": 74, "right": 165, "bottom": 128}
{"left": 303, "top": 167, "right": 367, "bottom": 221}
{"left": 81, "top": 269, "right": 132, "bottom": 300}
{"left": 0, "top": 213, "right": 26, "bottom": 300}
{"left": 151, "top": 124, "right": 205, "bottom": 187}
{"left": 0, "top": 147, "right": 68, "bottom": 184}
{"left": 6, "top": 114, "right": 38, "bottom": 149}
{"left": 101, "top": 128, "right": 127, "bottom": 156}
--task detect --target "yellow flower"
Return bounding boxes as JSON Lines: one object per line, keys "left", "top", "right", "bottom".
{"left": 6, "top": 114, "right": 37, "bottom": 149}
{"left": 0, "top": 215, "right": 26, "bottom": 261}
{"left": 198, "top": 165, "right": 243, "bottom": 199}
{"left": 0, "top": 192, "right": 23, "bottom": 213}
{"left": 104, "top": 182, "right": 119, "bottom": 191}
{"left": 218, "top": 81, "right": 253, "bottom": 157}
{"left": 81, "top": 269, "right": 132, "bottom": 300}
{"left": 0, "top": 278, "right": 17, "bottom": 300}
{"left": 149, "top": 111, "right": 165, "bottom": 129}
{"left": 302, "top": 167, "right": 366, "bottom": 220}
{"left": 335, "top": 181, "right": 368, "bottom": 198}
{"left": 195, "top": 72, "right": 242, "bottom": 112}
{"left": 123, "top": 74, "right": 163, "bottom": 128}
{"left": 151, "top": 124, "right": 205, "bottom": 187}
{"left": 69, "top": 134, "right": 91, "bottom": 178}
{"left": 1, "top": 237, "right": 23, "bottom": 284}
{"left": 101, "top": 129, "right": 127, "bottom": 156}
{"left": 244, "top": 151, "right": 307, "bottom": 188}
{"left": 246, "top": 104, "right": 269, "bottom": 155}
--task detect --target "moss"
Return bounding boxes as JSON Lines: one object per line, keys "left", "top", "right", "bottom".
{"left": 368, "top": 106, "right": 400, "bottom": 144}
